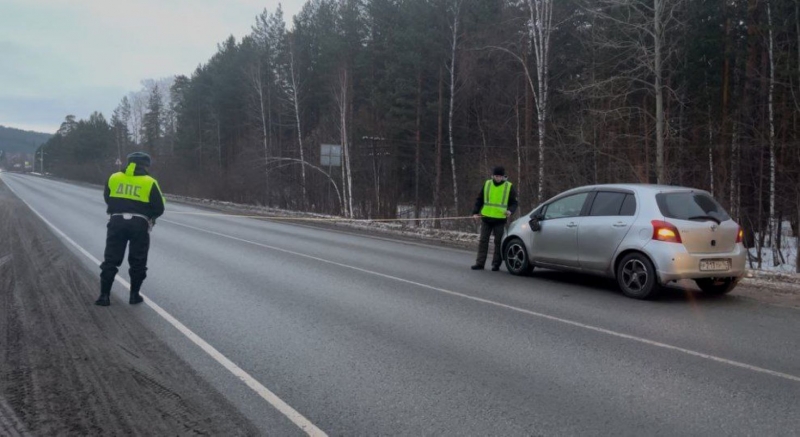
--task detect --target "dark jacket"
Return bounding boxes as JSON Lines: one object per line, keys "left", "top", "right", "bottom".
{"left": 104, "top": 166, "right": 165, "bottom": 220}
{"left": 472, "top": 179, "right": 519, "bottom": 224}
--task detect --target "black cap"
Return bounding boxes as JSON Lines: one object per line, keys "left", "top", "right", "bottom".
{"left": 492, "top": 166, "right": 505, "bottom": 176}
{"left": 127, "top": 152, "right": 151, "bottom": 167}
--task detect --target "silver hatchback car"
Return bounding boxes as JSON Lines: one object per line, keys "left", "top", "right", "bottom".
{"left": 502, "top": 184, "right": 747, "bottom": 299}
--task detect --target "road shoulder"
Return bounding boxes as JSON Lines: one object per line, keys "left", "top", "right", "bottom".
{"left": 0, "top": 178, "right": 259, "bottom": 435}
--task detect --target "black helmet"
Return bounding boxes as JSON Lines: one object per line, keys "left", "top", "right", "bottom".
{"left": 492, "top": 166, "right": 505, "bottom": 176}
{"left": 127, "top": 152, "right": 151, "bottom": 167}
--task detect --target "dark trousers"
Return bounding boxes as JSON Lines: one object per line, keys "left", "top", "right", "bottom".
{"left": 475, "top": 220, "right": 506, "bottom": 267}
{"left": 100, "top": 216, "right": 150, "bottom": 295}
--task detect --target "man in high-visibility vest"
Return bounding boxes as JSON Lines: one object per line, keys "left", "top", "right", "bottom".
{"left": 95, "top": 152, "right": 165, "bottom": 306}
{"left": 471, "top": 166, "right": 518, "bottom": 271}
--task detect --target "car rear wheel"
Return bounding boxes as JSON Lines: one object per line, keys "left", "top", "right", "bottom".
{"left": 616, "top": 253, "right": 660, "bottom": 299}
{"left": 504, "top": 238, "right": 533, "bottom": 276}
{"left": 695, "top": 277, "right": 737, "bottom": 295}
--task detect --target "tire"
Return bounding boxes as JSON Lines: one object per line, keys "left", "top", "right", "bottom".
{"left": 504, "top": 237, "right": 534, "bottom": 276}
{"left": 695, "top": 277, "right": 737, "bottom": 295}
{"left": 616, "top": 253, "right": 661, "bottom": 299}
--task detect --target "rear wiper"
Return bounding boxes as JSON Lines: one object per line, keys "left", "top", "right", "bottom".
{"left": 687, "top": 215, "right": 721, "bottom": 224}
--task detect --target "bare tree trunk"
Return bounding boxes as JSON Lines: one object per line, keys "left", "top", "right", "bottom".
{"left": 339, "top": 68, "right": 355, "bottom": 218}
{"left": 514, "top": 98, "right": 522, "bottom": 207}
{"left": 705, "top": 66, "right": 714, "bottom": 194}
{"left": 721, "top": 15, "right": 731, "bottom": 203}
{"left": 247, "top": 62, "right": 271, "bottom": 204}
{"left": 767, "top": 0, "right": 778, "bottom": 265}
{"left": 525, "top": 60, "right": 533, "bottom": 196}
{"left": 654, "top": 0, "right": 666, "bottom": 184}
{"left": 289, "top": 43, "right": 307, "bottom": 207}
{"left": 476, "top": 103, "right": 489, "bottom": 175}
{"left": 757, "top": 135, "right": 765, "bottom": 269}
{"left": 796, "top": 0, "right": 800, "bottom": 273}
{"left": 795, "top": 0, "right": 800, "bottom": 99}
{"left": 197, "top": 108, "right": 202, "bottom": 168}
{"left": 730, "top": 130, "right": 739, "bottom": 219}
{"left": 415, "top": 71, "right": 422, "bottom": 226}
{"left": 529, "top": 0, "right": 553, "bottom": 202}
{"left": 447, "top": 0, "right": 463, "bottom": 216}
{"left": 266, "top": 75, "right": 273, "bottom": 205}
{"left": 708, "top": 101, "right": 714, "bottom": 195}
{"left": 371, "top": 137, "right": 380, "bottom": 214}
{"left": 435, "top": 66, "right": 444, "bottom": 226}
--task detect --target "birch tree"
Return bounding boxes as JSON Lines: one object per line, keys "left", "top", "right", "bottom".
{"left": 244, "top": 60, "right": 271, "bottom": 199}
{"left": 447, "top": 0, "right": 464, "bottom": 215}
{"left": 287, "top": 36, "right": 308, "bottom": 206}
{"left": 528, "top": 0, "right": 553, "bottom": 202}
{"left": 766, "top": 0, "right": 778, "bottom": 265}
{"left": 335, "top": 68, "right": 354, "bottom": 217}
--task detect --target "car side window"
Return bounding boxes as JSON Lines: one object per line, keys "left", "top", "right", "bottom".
{"left": 543, "top": 193, "right": 589, "bottom": 220}
{"left": 619, "top": 194, "right": 636, "bottom": 216}
{"left": 589, "top": 192, "right": 626, "bottom": 216}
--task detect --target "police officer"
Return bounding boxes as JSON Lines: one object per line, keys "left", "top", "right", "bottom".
{"left": 95, "top": 152, "right": 165, "bottom": 306}
{"left": 471, "top": 166, "right": 518, "bottom": 271}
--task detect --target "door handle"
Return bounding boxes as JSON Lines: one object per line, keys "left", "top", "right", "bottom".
{"left": 567, "top": 222, "right": 578, "bottom": 228}
{"left": 612, "top": 222, "right": 628, "bottom": 227}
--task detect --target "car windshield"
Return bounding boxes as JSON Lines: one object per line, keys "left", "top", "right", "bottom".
{"left": 655, "top": 192, "right": 730, "bottom": 222}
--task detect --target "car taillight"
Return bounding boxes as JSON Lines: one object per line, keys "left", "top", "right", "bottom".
{"left": 736, "top": 227, "right": 743, "bottom": 243}
{"left": 651, "top": 220, "right": 682, "bottom": 243}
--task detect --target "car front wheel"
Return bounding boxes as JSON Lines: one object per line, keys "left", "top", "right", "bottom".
{"left": 504, "top": 238, "right": 533, "bottom": 276}
{"left": 616, "top": 253, "right": 660, "bottom": 299}
{"left": 695, "top": 277, "right": 737, "bottom": 295}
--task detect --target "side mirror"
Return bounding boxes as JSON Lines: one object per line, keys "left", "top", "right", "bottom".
{"left": 529, "top": 215, "right": 542, "bottom": 232}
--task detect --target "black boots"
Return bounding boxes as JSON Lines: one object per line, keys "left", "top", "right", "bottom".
{"left": 95, "top": 281, "right": 111, "bottom": 306}
{"left": 129, "top": 278, "right": 144, "bottom": 304}
{"left": 95, "top": 293, "right": 110, "bottom": 306}
{"left": 471, "top": 264, "right": 500, "bottom": 271}
{"left": 95, "top": 284, "right": 144, "bottom": 306}
{"left": 129, "top": 290, "right": 144, "bottom": 305}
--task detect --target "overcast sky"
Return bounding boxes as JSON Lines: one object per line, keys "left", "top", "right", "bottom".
{"left": 0, "top": 0, "right": 305, "bottom": 134}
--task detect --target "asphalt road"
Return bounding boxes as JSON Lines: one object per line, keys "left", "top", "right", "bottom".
{"left": 2, "top": 172, "right": 799, "bottom": 436}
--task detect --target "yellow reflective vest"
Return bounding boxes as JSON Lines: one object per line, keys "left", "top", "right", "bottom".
{"left": 108, "top": 163, "right": 164, "bottom": 205}
{"left": 480, "top": 180, "right": 512, "bottom": 219}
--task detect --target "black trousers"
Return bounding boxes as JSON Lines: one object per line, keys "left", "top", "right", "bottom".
{"left": 475, "top": 219, "right": 506, "bottom": 267}
{"left": 100, "top": 216, "right": 150, "bottom": 294}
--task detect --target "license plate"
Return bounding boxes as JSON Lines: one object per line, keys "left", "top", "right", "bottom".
{"left": 700, "top": 259, "right": 731, "bottom": 271}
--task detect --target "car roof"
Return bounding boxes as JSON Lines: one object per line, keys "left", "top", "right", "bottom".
{"left": 561, "top": 183, "right": 708, "bottom": 196}
{"left": 535, "top": 184, "right": 715, "bottom": 209}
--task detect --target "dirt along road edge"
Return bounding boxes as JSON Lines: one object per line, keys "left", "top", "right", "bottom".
{"left": 0, "top": 178, "right": 259, "bottom": 435}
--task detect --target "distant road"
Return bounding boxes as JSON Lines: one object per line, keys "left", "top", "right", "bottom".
{"left": 3, "top": 172, "right": 799, "bottom": 435}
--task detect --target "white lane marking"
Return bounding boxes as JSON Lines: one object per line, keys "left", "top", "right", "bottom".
{"left": 3, "top": 179, "right": 326, "bottom": 437}
{"left": 162, "top": 217, "right": 800, "bottom": 385}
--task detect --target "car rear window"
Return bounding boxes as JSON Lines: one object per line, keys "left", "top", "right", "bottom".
{"left": 655, "top": 192, "right": 730, "bottom": 222}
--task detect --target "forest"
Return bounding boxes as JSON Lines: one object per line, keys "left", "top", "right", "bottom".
{"left": 37, "top": 0, "right": 800, "bottom": 270}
